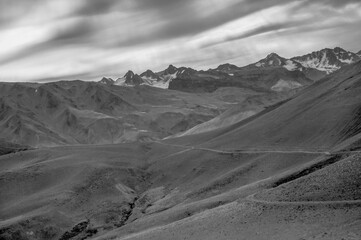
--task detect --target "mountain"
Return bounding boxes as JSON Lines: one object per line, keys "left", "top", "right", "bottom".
{"left": 248, "top": 52, "right": 327, "bottom": 81}
{"left": 2, "top": 61, "right": 360, "bottom": 240}
{"left": 215, "top": 63, "right": 240, "bottom": 72}
{"left": 173, "top": 60, "right": 361, "bottom": 151}
{"left": 4, "top": 54, "right": 318, "bottom": 147}
{"left": 169, "top": 65, "right": 312, "bottom": 93}
{"left": 115, "top": 70, "right": 144, "bottom": 86}
{"left": 160, "top": 64, "right": 178, "bottom": 75}
{"left": 2, "top": 47, "right": 357, "bottom": 148}
{"left": 247, "top": 47, "right": 360, "bottom": 81}
{"left": 102, "top": 47, "right": 359, "bottom": 93}
{"left": 140, "top": 69, "right": 161, "bottom": 82}
{"left": 2, "top": 80, "right": 290, "bottom": 147}
{"left": 99, "top": 77, "right": 114, "bottom": 85}
{"left": 111, "top": 63, "right": 311, "bottom": 93}
{"left": 107, "top": 47, "right": 359, "bottom": 92}
{"left": 250, "top": 52, "right": 301, "bottom": 70}
{"left": 291, "top": 47, "right": 360, "bottom": 76}
{"left": 357, "top": 50, "right": 361, "bottom": 57}
{"left": 113, "top": 66, "right": 183, "bottom": 89}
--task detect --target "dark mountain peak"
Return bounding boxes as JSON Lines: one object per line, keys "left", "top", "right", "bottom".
{"left": 125, "top": 74, "right": 143, "bottom": 86}
{"left": 118, "top": 70, "right": 144, "bottom": 86}
{"left": 163, "top": 64, "right": 178, "bottom": 75}
{"left": 124, "top": 70, "right": 135, "bottom": 78}
{"left": 319, "top": 47, "right": 332, "bottom": 52}
{"left": 333, "top": 47, "right": 347, "bottom": 53}
{"left": 140, "top": 69, "right": 154, "bottom": 77}
{"left": 265, "top": 52, "right": 287, "bottom": 62}
{"left": 144, "top": 69, "right": 154, "bottom": 75}
{"left": 167, "top": 64, "right": 177, "bottom": 70}
{"left": 266, "top": 52, "right": 281, "bottom": 59}
{"left": 216, "top": 63, "right": 239, "bottom": 71}
{"left": 167, "top": 64, "right": 177, "bottom": 71}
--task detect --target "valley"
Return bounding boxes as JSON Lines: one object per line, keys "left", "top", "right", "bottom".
{"left": 0, "top": 48, "right": 361, "bottom": 240}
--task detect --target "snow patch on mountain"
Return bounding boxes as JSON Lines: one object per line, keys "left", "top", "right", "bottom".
{"left": 114, "top": 77, "right": 126, "bottom": 86}
{"left": 339, "top": 58, "right": 353, "bottom": 64}
{"left": 283, "top": 60, "right": 298, "bottom": 71}
{"left": 159, "top": 71, "right": 178, "bottom": 88}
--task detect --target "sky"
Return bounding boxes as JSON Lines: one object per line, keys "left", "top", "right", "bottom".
{"left": 0, "top": 0, "right": 360, "bottom": 82}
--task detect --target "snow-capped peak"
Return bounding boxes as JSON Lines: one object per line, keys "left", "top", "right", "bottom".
{"left": 114, "top": 70, "right": 144, "bottom": 86}
{"left": 140, "top": 69, "right": 161, "bottom": 85}
{"left": 291, "top": 47, "right": 360, "bottom": 74}
{"left": 253, "top": 52, "right": 297, "bottom": 70}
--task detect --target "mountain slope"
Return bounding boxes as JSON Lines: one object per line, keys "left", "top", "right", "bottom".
{"left": 0, "top": 140, "right": 30, "bottom": 156}
{"left": 1, "top": 81, "right": 249, "bottom": 146}
{"left": 175, "top": 60, "right": 361, "bottom": 151}
{"left": 90, "top": 61, "right": 361, "bottom": 240}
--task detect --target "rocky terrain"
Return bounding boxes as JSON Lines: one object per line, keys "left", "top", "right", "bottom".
{"left": 0, "top": 79, "right": 295, "bottom": 147}
{"left": 0, "top": 48, "right": 361, "bottom": 240}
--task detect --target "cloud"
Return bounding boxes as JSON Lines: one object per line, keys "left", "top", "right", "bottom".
{"left": 0, "top": 0, "right": 361, "bottom": 82}
{"left": 74, "top": 0, "right": 119, "bottom": 16}
{"left": 302, "top": 0, "right": 361, "bottom": 8}
{"left": 200, "top": 23, "right": 295, "bottom": 49}
{"left": 0, "top": 0, "right": 38, "bottom": 24}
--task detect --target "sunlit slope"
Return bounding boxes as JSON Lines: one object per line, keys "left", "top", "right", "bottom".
{"left": 203, "top": 61, "right": 361, "bottom": 150}
{"left": 165, "top": 61, "right": 361, "bottom": 151}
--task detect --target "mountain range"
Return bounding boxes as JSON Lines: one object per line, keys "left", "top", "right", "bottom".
{"left": 0, "top": 47, "right": 359, "bottom": 147}
{"left": 1, "top": 46, "right": 361, "bottom": 240}
{"left": 106, "top": 47, "right": 360, "bottom": 91}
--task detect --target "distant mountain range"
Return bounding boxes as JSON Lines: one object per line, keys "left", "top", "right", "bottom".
{"left": 101, "top": 47, "right": 360, "bottom": 91}
{"left": 1, "top": 47, "right": 360, "bottom": 147}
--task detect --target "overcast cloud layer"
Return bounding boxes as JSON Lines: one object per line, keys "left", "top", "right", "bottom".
{"left": 0, "top": 0, "right": 360, "bottom": 82}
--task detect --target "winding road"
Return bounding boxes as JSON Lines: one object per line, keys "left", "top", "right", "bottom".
{"left": 246, "top": 193, "right": 361, "bottom": 206}
{"left": 152, "top": 141, "right": 361, "bottom": 156}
